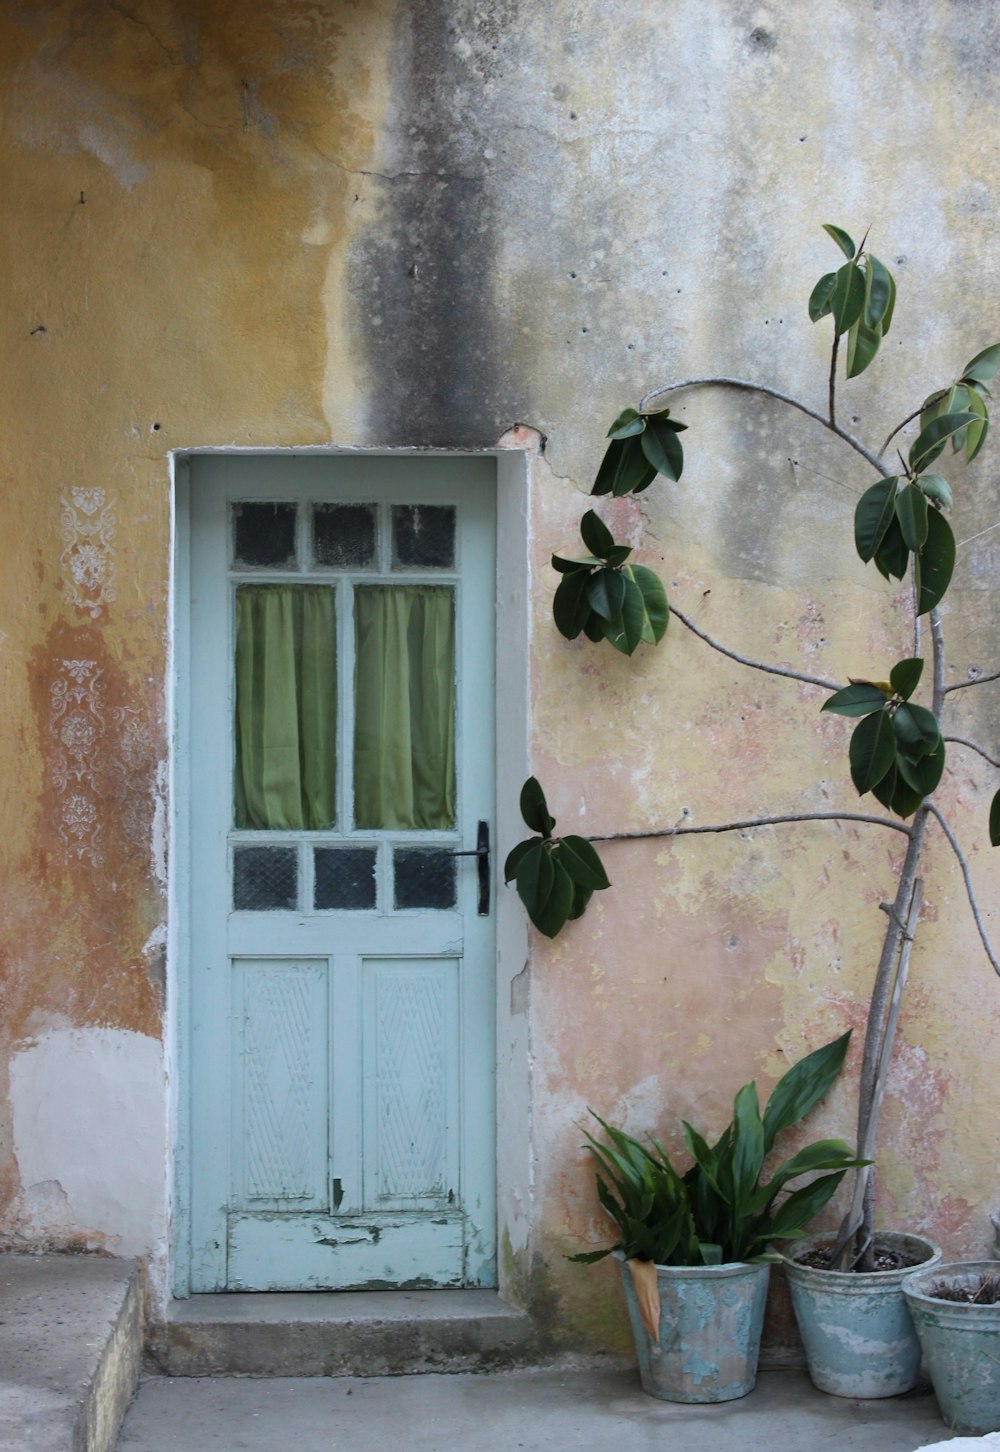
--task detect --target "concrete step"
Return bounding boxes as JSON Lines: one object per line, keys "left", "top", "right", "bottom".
{"left": 0, "top": 1253, "right": 141, "bottom": 1452}
{"left": 147, "top": 1289, "right": 545, "bottom": 1377}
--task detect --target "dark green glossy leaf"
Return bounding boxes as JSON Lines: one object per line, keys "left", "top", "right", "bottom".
{"left": 582, "top": 613, "right": 605, "bottom": 642}
{"left": 892, "top": 700, "right": 940, "bottom": 756}
{"left": 865, "top": 254, "right": 893, "bottom": 328}
{"left": 918, "top": 474, "right": 953, "bottom": 511}
{"left": 607, "top": 406, "right": 645, "bottom": 440}
{"left": 895, "top": 738, "right": 945, "bottom": 798}
{"left": 989, "top": 789, "right": 1000, "bottom": 847}
{"left": 767, "top": 1172, "right": 849, "bottom": 1240}
{"left": 965, "top": 386, "right": 989, "bottom": 463}
{"left": 882, "top": 266, "right": 896, "bottom": 335}
{"left": 822, "top": 682, "right": 889, "bottom": 717}
{"left": 580, "top": 509, "right": 615, "bottom": 558}
{"left": 854, "top": 477, "right": 898, "bottom": 563}
{"left": 515, "top": 841, "right": 553, "bottom": 916}
{"left": 961, "top": 342, "right": 1000, "bottom": 384}
{"left": 889, "top": 657, "right": 923, "bottom": 701}
{"left": 586, "top": 566, "right": 626, "bottom": 622}
{"left": 628, "top": 563, "right": 669, "bottom": 644}
{"left": 889, "top": 771, "right": 925, "bottom": 820}
{"left": 558, "top": 835, "right": 611, "bottom": 891}
{"left": 602, "top": 575, "right": 646, "bottom": 655}
{"left": 640, "top": 414, "right": 685, "bottom": 481}
{"left": 731, "top": 1082, "right": 765, "bottom": 1207}
{"left": 604, "top": 545, "right": 632, "bottom": 568}
{"left": 808, "top": 271, "right": 837, "bottom": 323}
{"left": 873, "top": 518, "right": 910, "bottom": 582}
{"left": 519, "top": 777, "right": 555, "bottom": 837}
{"left": 830, "top": 261, "right": 866, "bottom": 336}
{"left": 552, "top": 569, "right": 592, "bottom": 639}
{"left": 871, "top": 760, "right": 898, "bottom": 812}
{"left": 551, "top": 553, "right": 601, "bottom": 574}
{"left": 915, "top": 508, "right": 956, "bottom": 615}
{"left": 849, "top": 710, "right": 895, "bottom": 795}
{"left": 532, "top": 858, "right": 575, "bottom": 938}
{"left": 592, "top": 435, "right": 656, "bottom": 497}
{"left": 761, "top": 1030, "right": 852, "bottom": 1156}
{"left": 503, "top": 838, "right": 535, "bottom": 883}
{"left": 752, "top": 1139, "right": 867, "bottom": 1208}
{"left": 567, "top": 881, "right": 594, "bottom": 921}
{"left": 919, "top": 388, "right": 949, "bottom": 438}
{"left": 845, "top": 315, "right": 881, "bottom": 379}
{"left": 895, "top": 482, "right": 929, "bottom": 551}
{"left": 822, "top": 223, "right": 856, "bottom": 259}
{"left": 908, "top": 411, "right": 979, "bottom": 472}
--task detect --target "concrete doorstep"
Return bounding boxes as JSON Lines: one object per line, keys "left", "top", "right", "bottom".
{"left": 0, "top": 1253, "right": 141, "bottom": 1452}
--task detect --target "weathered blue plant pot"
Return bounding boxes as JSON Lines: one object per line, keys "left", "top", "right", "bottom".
{"left": 783, "top": 1232, "right": 941, "bottom": 1399}
{"left": 618, "top": 1256, "right": 770, "bottom": 1403}
{"left": 903, "top": 1261, "right": 1000, "bottom": 1434}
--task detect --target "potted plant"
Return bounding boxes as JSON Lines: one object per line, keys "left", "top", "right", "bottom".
{"left": 507, "top": 223, "right": 999, "bottom": 1397}
{"left": 902, "top": 1264, "right": 1000, "bottom": 1434}
{"left": 571, "top": 1030, "right": 865, "bottom": 1403}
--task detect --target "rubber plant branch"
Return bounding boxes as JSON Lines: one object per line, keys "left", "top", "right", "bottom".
{"left": 638, "top": 377, "right": 892, "bottom": 479}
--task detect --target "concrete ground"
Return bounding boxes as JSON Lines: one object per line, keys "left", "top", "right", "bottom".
{"left": 116, "top": 1366, "right": 955, "bottom": 1452}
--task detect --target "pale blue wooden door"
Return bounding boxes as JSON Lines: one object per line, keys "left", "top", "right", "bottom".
{"left": 183, "top": 455, "right": 496, "bottom": 1291}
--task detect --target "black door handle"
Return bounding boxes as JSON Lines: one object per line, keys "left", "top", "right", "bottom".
{"left": 450, "top": 820, "right": 490, "bottom": 915}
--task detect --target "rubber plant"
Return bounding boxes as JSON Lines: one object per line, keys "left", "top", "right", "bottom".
{"left": 505, "top": 223, "right": 1000, "bottom": 1272}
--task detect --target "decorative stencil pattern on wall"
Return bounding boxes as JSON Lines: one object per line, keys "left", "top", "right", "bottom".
{"left": 50, "top": 659, "right": 105, "bottom": 864}
{"left": 60, "top": 487, "right": 116, "bottom": 618}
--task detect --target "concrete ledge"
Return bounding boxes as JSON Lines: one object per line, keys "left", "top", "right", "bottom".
{"left": 0, "top": 1253, "right": 141, "bottom": 1452}
{"left": 148, "top": 1289, "right": 546, "bottom": 1377}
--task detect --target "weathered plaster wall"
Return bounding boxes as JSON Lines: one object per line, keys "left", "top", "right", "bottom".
{"left": 1, "top": 0, "right": 998, "bottom": 1344}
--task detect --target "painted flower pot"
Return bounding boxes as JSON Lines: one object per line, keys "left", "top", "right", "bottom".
{"left": 783, "top": 1232, "right": 941, "bottom": 1398}
{"left": 903, "top": 1261, "right": 1000, "bottom": 1434}
{"left": 618, "top": 1256, "right": 770, "bottom": 1403}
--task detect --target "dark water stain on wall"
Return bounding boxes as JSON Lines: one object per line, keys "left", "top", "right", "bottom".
{"left": 351, "top": 0, "right": 520, "bottom": 447}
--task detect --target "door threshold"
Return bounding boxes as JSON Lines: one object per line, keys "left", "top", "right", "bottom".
{"left": 148, "top": 1289, "right": 542, "bottom": 1377}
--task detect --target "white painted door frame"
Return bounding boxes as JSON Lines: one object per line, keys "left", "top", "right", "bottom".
{"left": 169, "top": 444, "right": 532, "bottom": 1302}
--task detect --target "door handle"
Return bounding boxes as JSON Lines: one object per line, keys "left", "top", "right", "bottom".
{"left": 450, "top": 820, "right": 490, "bottom": 916}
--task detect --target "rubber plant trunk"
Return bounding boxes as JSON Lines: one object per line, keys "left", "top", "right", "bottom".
{"left": 619, "top": 1255, "right": 770, "bottom": 1403}
{"left": 903, "top": 1262, "right": 1000, "bottom": 1434}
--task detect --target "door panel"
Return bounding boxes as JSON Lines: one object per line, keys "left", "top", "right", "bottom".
{"left": 183, "top": 454, "right": 496, "bottom": 1292}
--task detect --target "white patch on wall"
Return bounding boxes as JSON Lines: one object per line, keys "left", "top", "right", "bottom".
{"left": 10, "top": 1028, "right": 166, "bottom": 1258}
{"left": 60, "top": 486, "right": 116, "bottom": 618}
{"left": 50, "top": 658, "right": 105, "bottom": 864}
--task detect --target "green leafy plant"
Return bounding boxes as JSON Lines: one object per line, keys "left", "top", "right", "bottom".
{"left": 512, "top": 222, "right": 1000, "bottom": 1271}
{"left": 552, "top": 510, "right": 668, "bottom": 655}
{"left": 572, "top": 1032, "right": 865, "bottom": 1266}
{"left": 593, "top": 404, "right": 687, "bottom": 497}
{"left": 503, "top": 777, "right": 611, "bottom": 937}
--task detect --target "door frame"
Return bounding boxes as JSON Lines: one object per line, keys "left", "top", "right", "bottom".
{"left": 168, "top": 444, "right": 531, "bottom": 1301}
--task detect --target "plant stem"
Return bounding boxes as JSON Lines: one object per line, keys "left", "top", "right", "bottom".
{"left": 943, "top": 735, "right": 1000, "bottom": 769}
{"left": 944, "top": 665, "right": 1000, "bottom": 694}
{"left": 586, "top": 811, "right": 911, "bottom": 844}
{"left": 835, "top": 608, "right": 945, "bottom": 1264}
{"left": 879, "top": 390, "right": 947, "bottom": 459}
{"left": 637, "top": 378, "right": 891, "bottom": 478}
{"left": 669, "top": 606, "right": 841, "bottom": 691}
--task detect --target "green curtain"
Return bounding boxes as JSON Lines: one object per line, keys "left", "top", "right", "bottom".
{"left": 354, "top": 585, "right": 455, "bottom": 830}
{"left": 234, "top": 585, "right": 336, "bottom": 830}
